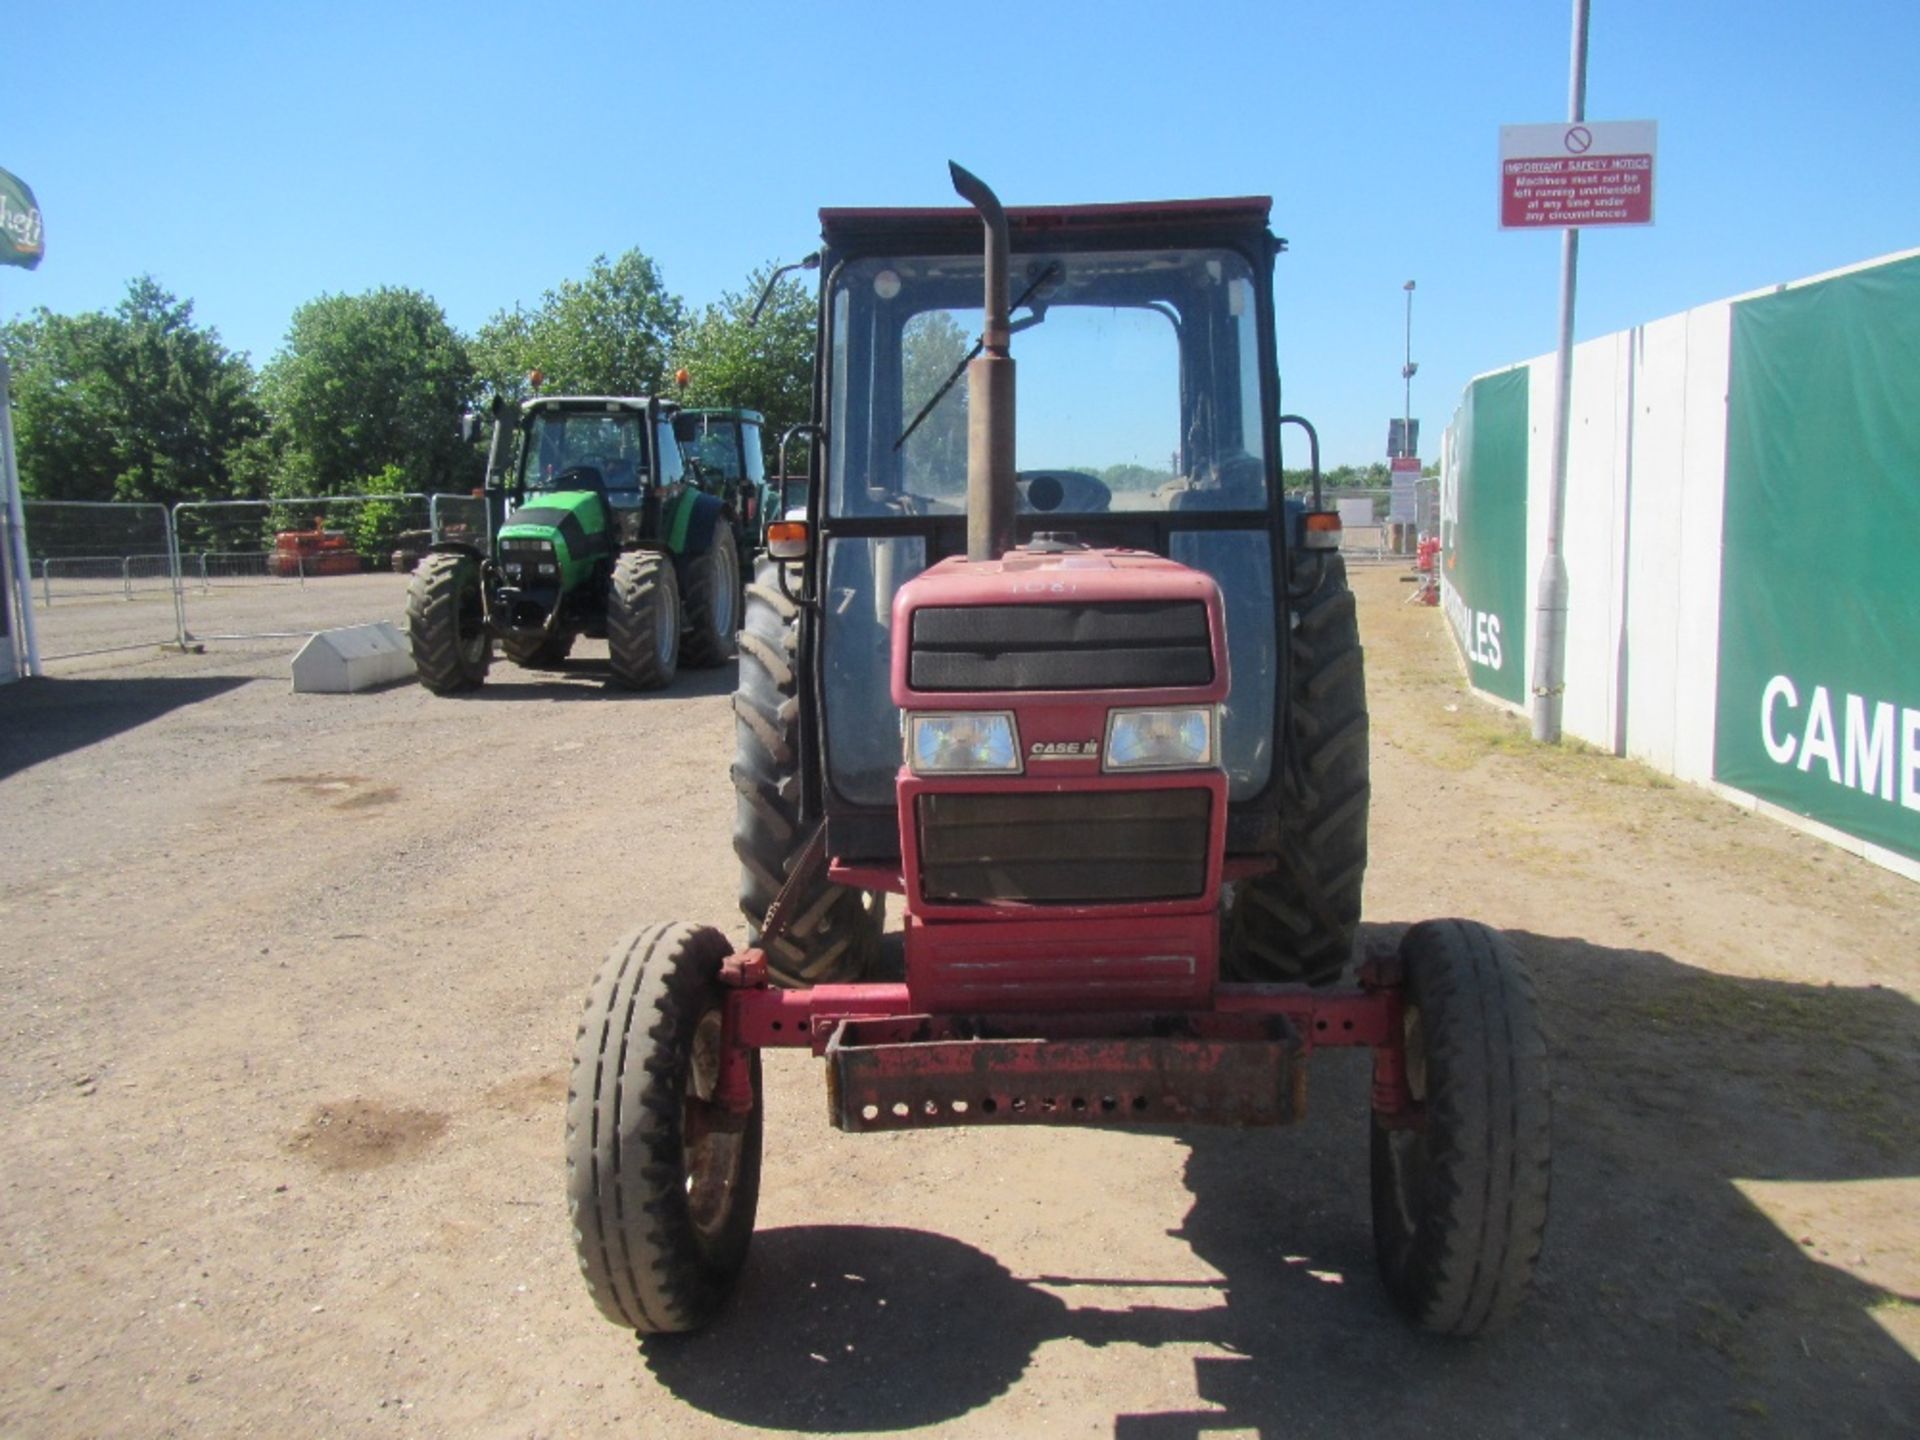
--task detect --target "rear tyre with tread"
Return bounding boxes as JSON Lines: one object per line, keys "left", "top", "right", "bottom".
{"left": 731, "top": 562, "right": 883, "bottom": 986}
{"left": 567, "top": 922, "right": 761, "bottom": 1334}
{"left": 407, "top": 552, "right": 491, "bottom": 693}
{"left": 1224, "top": 547, "right": 1369, "bottom": 985}
{"left": 681, "top": 530, "right": 741, "bottom": 669}
{"left": 1371, "top": 919, "right": 1551, "bottom": 1336}
{"left": 608, "top": 551, "right": 679, "bottom": 691}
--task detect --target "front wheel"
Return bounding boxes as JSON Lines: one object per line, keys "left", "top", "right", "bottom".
{"left": 407, "top": 552, "right": 491, "bottom": 693}
{"left": 607, "top": 551, "right": 680, "bottom": 690}
{"left": 566, "top": 922, "right": 762, "bottom": 1334}
{"left": 1371, "top": 919, "right": 1551, "bottom": 1336}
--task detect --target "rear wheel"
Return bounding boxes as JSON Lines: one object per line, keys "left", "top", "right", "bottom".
{"left": 608, "top": 551, "right": 679, "bottom": 690}
{"left": 731, "top": 562, "right": 884, "bottom": 986}
{"left": 1371, "top": 919, "right": 1551, "bottom": 1336}
{"left": 407, "top": 552, "right": 491, "bottom": 693}
{"left": 567, "top": 922, "right": 761, "bottom": 1334}
{"left": 1224, "top": 547, "right": 1369, "bottom": 985}
{"left": 502, "top": 628, "right": 574, "bottom": 669}
{"left": 681, "top": 529, "right": 741, "bottom": 668}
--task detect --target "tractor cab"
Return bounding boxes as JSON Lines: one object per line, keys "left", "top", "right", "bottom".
{"left": 802, "top": 197, "right": 1294, "bottom": 895}
{"left": 672, "top": 407, "right": 766, "bottom": 528}
{"left": 510, "top": 396, "right": 684, "bottom": 512}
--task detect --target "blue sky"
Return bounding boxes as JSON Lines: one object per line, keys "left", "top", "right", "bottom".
{"left": 4, "top": 0, "right": 1916, "bottom": 467}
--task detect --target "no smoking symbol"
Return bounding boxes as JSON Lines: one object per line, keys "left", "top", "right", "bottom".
{"left": 1565, "top": 126, "right": 1593, "bottom": 153}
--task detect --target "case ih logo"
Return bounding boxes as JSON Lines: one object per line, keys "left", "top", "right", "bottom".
{"left": 1030, "top": 740, "right": 1100, "bottom": 760}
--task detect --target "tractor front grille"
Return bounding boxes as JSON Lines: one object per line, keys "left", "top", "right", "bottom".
{"left": 916, "top": 788, "right": 1211, "bottom": 904}
{"left": 908, "top": 601, "right": 1212, "bottom": 692}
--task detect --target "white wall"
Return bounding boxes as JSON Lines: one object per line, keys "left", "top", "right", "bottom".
{"left": 1445, "top": 248, "right": 1920, "bottom": 882}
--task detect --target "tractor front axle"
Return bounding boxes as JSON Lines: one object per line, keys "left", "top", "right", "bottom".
{"left": 712, "top": 953, "right": 1415, "bottom": 1133}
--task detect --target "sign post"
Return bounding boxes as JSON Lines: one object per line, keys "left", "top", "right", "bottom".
{"left": 0, "top": 165, "right": 45, "bottom": 680}
{"left": 1502, "top": 1, "right": 1657, "bottom": 744}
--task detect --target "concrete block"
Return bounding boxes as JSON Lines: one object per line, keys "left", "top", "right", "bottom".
{"left": 291, "top": 622, "right": 414, "bottom": 693}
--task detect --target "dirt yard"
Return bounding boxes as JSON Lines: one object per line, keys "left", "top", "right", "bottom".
{"left": 1, "top": 567, "right": 1914, "bottom": 1439}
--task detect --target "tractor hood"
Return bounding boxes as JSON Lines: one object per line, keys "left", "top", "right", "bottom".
{"left": 498, "top": 490, "right": 613, "bottom": 574}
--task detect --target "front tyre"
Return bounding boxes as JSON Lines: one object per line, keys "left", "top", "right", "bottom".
{"left": 607, "top": 551, "right": 680, "bottom": 691}
{"left": 407, "top": 552, "right": 491, "bottom": 693}
{"left": 1371, "top": 919, "right": 1551, "bottom": 1336}
{"left": 566, "top": 922, "right": 762, "bottom": 1334}
{"left": 680, "top": 530, "right": 741, "bottom": 669}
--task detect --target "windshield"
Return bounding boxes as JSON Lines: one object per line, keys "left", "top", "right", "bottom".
{"left": 518, "top": 411, "right": 646, "bottom": 491}
{"left": 827, "top": 248, "right": 1268, "bottom": 518}
{"left": 674, "top": 416, "right": 764, "bottom": 484}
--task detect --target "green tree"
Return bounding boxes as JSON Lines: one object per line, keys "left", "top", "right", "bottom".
{"left": 348, "top": 462, "right": 413, "bottom": 560}
{"left": 471, "top": 250, "right": 682, "bottom": 401}
{"left": 1, "top": 277, "right": 264, "bottom": 505}
{"left": 260, "top": 287, "right": 476, "bottom": 497}
{"left": 667, "top": 263, "right": 816, "bottom": 451}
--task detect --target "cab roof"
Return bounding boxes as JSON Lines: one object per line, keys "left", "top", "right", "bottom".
{"left": 819, "top": 196, "right": 1278, "bottom": 255}
{"left": 522, "top": 395, "right": 669, "bottom": 413}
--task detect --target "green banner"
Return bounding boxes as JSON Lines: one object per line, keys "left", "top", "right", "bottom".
{"left": 1441, "top": 366, "right": 1529, "bottom": 704}
{"left": 0, "top": 167, "right": 44, "bottom": 270}
{"left": 1714, "top": 254, "right": 1920, "bottom": 861}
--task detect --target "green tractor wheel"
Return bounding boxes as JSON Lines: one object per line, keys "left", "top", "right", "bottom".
{"left": 681, "top": 531, "right": 741, "bottom": 669}
{"left": 608, "top": 551, "right": 680, "bottom": 691}
{"left": 407, "top": 552, "right": 491, "bottom": 694}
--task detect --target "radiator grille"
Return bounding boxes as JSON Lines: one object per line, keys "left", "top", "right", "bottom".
{"left": 916, "top": 789, "right": 1211, "bottom": 904}
{"left": 909, "top": 601, "right": 1211, "bottom": 692}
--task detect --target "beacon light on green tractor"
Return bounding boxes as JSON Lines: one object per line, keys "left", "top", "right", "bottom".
{"left": 407, "top": 392, "right": 751, "bottom": 694}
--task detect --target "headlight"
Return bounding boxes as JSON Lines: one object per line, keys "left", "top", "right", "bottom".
{"left": 1104, "top": 706, "right": 1216, "bottom": 770}
{"left": 906, "top": 712, "right": 1021, "bottom": 774}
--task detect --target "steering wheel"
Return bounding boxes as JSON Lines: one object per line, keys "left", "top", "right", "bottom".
{"left": 1017, "top": 469, "right": 1112, "bottom": 514}
{"left": 551, "top": 463, "right": 607, "bottom": 491}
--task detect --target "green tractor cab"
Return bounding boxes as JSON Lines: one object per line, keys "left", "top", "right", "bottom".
{"left": 672, "top": 407, "right": 795, "bottom": 549}
{"left": 408, "top": 394, "right": 747, "bottom": 694}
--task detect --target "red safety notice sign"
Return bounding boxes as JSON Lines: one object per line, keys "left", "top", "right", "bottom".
{"left": 1499, "top": 120, "right": 1657, "bottom": 229}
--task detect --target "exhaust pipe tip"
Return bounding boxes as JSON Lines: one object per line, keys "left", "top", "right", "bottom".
{"left": 948, "top": 162, "right": 1016, "bottom": 563}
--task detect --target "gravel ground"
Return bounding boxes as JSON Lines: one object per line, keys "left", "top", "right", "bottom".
{"left": 0, "top": 567, "right": 1914, "bottom": 1439}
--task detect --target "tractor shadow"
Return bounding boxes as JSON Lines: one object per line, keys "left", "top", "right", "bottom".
{"left": 0, "top": 674, "right": 250, "bottom": 779}
{"left": 642, "top": 925, "right": 1919, "bottom": 1436}
{"left": 451, "top": 658, "right": 738, "bottom": 702}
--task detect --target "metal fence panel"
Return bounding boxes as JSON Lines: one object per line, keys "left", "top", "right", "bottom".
{"left": 22, "top": 500, "right": 184, "bottom": 660}
{"left": 172, "top": 494, "right": 441, "bottom": 642}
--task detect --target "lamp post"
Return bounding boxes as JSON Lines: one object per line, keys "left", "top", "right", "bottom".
{"left": 1401, "top": 280, "right": 1417, "bottom": 456}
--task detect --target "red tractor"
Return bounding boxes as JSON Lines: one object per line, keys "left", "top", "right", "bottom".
{"left": 566, "top": 165, "right": 1550, "bottom": 1339}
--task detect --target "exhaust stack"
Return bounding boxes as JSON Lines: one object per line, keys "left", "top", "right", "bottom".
{"left": 949, "top": 161, "right": 1016, "bottom": 563}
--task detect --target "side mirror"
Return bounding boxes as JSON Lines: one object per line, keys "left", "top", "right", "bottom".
{"left": 460, "top": 412, "right": 482, "bottom": 445}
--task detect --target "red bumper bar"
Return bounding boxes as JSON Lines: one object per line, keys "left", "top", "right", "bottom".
{"left": 716, "top": 950, "right": 1414, "bottom": 1133}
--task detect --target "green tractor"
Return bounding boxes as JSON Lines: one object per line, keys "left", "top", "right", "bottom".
{"left": 673, "top": 406, "right": 813, "bottom": 549}
{"left": 408, "top": 394, "right": 748, "bottom": 693}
